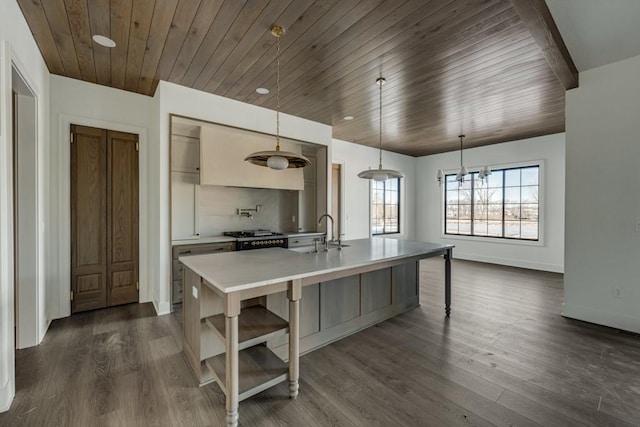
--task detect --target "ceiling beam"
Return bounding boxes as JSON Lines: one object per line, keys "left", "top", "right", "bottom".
{"left": 510, "top": 0, "right": 578, "bottom": 89}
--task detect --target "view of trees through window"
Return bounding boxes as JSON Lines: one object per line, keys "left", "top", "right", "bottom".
{"left": 371, "top": 178, "right": 400, "bottom": 235}
{"left": 445, "top": 165, "right": 539, "bottom": 240}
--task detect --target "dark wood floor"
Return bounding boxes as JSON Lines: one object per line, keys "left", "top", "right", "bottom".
{"left": 2, "top": 259, "right": 639, "bottom": 426}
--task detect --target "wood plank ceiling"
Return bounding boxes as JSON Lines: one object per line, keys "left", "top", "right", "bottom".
{"left": 17, "top": 0, "right": 574, "bottom": 156}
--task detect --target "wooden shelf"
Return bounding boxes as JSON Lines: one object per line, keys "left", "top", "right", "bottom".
{"left": 206, "top": 306, "right": 288, "bottom": 351}
{"left": 206, "top": 345, "right": 288, "bottom": 402}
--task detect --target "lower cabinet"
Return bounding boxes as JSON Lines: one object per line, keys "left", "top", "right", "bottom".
{"left": 266, "top": 261, "right": 419, "bottom": 359}
{"left": 172, "top": 241, "right": 234, "bottom": 304}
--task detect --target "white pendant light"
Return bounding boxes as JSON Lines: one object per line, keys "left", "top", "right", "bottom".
{"left": 245, "top": 25, "right": 310, "bottom": 170}
{"left": 435, "top": 134, "right": 491, "bottom": 186}
{"left": 358, "top": 77, "right": 404, "bottom": 181}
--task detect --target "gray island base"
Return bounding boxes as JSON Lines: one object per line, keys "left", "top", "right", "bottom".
{"left": 179, "top": 238, "right": 454, "bottom": 427}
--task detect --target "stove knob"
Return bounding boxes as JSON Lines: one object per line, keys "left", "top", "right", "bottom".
{"left": 251, "top": 241, "right": 256, "bottom": 246}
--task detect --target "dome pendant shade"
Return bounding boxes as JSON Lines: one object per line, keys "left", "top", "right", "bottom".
{"left": 245, "top": 25, "right": 309, "bottom": 170}
{"left": 245, "top": 149, "right": 310, "bottom": 169}
{"left": 358, "top": 77, "right": 404, "bottom": 181}
{"left": 358, "top": 166, "right": 404, "bottom": 181}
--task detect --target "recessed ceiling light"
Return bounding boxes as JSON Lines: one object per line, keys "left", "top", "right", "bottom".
{"left": 92, "top": 35, "right": 116, "bottom": 48}
{"left": 343, "top": 115, "right": 354, "bottom": 121}
{"left": 256, "top": 87, "right": 270, "bottom": 95}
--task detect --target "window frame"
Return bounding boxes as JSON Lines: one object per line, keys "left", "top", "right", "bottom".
{"left": 441, "top": 161, "right": 544, "bottom": 246}
{"left": 370, "top": 177, "right": 401, "bottom": 236}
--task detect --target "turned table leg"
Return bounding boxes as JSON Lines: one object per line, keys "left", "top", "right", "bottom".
{"left": 288, "top": 279, "right": 302, "bottom": 398}
{"left": 225, "top": 315, "right": 239, "bottom": 427}
{"left": 444, "top": 248, "right": 452, "bottom": 317}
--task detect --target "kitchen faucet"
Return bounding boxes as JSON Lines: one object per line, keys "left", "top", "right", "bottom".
{"left": 318, "top": 214, "right": 335, "bottom": 251}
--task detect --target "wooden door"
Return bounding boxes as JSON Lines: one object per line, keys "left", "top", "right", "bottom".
{"left": 71, "top": 125, "right": 138, "bottom": 313}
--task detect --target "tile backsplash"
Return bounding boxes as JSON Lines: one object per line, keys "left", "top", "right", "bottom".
{"left": 198, "top": 186, "right": 299, "bottom": 235}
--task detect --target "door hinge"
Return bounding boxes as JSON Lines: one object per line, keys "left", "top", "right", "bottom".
{"left": 135, "top": 142, "right": 139, "bottom": 152}
{"left": 70, "top": 133, "right": 74, "bottom": 144}
{"left": 70, "top": 290, "right": 74, "bottom": 301}
{"left": 136, "top": 281, "right": 139, "bottom": 291}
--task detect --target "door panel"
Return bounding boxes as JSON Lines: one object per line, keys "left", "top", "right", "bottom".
{"left": 71, "top": 125, "right": 138, "bottom": 313}
{"left": 71, "top": 125, "right": 107, "bottom": 312}
{"left": 107, "top": 130, "right": 139, "bottom": 306}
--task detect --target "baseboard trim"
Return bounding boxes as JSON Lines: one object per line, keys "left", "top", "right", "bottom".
{"left": 452, "top": 251, "right": 564, "bottom": 273}
{"left": 0, "top": 379, "right": 14, "bottom": 412}
{"left": 562, "top": 303, "right": 640, "bottom": 335}
{"left": 153, "top": 299, "right": 171, "bottom": 316}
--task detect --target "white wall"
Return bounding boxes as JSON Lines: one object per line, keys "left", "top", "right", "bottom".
{"left": 331, "top": 138, "right": 417, "bottom": 240}
{"left": 49, "top": 75, "right": 154, "bottom": 316}
{"left": 0, "top": 0, "right": 51, "bottom": 412}
{"left": 154, "top": 81, "right": 332, "bottom": 314}
{"left": 563, "top": 54, "right": 640, "bottom": 333}
{"left": 416, "top": 134, "right": 565, "bottom": 273}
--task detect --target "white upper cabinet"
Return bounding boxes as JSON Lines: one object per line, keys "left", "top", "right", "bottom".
{"left": 171, "top": 134, "right": 200, "bottom": 174}
{"left": 199, "top": 124, "right": 304, "bottom": 190}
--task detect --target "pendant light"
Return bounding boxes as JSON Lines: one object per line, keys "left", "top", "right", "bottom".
{"left": 435, "top": 134, "right": 491, "bottom": 187}
{"left": 358, "top": 77, "right": 404, "bottom": 182}
{"left": 245, "top": 25, "right": 310, "bottom": 170}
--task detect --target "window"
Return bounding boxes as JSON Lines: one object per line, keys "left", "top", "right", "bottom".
{"left": 445, "top": 165, "right": 539, "bottom": 241}
{"left": 371, "top": 178, "right": 400, "bottom": 235}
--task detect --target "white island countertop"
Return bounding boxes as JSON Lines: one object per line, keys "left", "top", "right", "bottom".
{"left": 179, "top": 238, "right": 453, "bottom": 294}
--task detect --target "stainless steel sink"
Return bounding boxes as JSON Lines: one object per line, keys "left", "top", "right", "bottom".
{"left": 287, "top": 243, "right": 350, "bottom": 254}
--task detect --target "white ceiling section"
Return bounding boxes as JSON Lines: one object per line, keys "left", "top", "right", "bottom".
{"left": 545, "top": 0, "right": 640, "bottom": 71}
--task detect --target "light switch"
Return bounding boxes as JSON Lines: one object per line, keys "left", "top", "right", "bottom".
{"left": 192, "top": 286, "right": 198, "bottom": 299}
{"left": 635, "top": 221, "right": 640, "bottom": 232}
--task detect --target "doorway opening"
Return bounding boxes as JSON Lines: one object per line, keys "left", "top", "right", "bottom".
{"left": 12, "top": 66, "right": 39, "bottom": 350}
{"left": 331, "top": 163, "right": 343, "bottom": 239}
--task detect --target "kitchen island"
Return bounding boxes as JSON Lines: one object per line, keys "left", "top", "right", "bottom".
{"left": 179, "top": 238, "right": 453, "bottom": 427}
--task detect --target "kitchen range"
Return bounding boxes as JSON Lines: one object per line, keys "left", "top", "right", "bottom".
{"left": 223, "top": 229, "right": 288, "bottom": 251}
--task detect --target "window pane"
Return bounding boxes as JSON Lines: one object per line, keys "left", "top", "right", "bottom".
{"left": 521, "top": 167, "right": 539, "bottom": 185}
{"left": 521, "top": 222, "right": 538, "bottom": 240}
{"left": 446, "top": 190, "right": 459, "bottom": 203}
{"left": 487, "top": 170, "right": 503, "bottom": 188}
{"left": 521, "top": 186, "right": 538, "bottom": 203}
{"left": 446, "top": 204, "right": 459, "bottom": 220}
{"left": 474, "top": 204, "right": 488, "bottom": 220}
{"left": 521, "top": 204, "right": 538, "bottom": 221}
{"left": 458, "top": 205, "right": 471, "bottom": 220}
{"left": 487, "top": 221, "right": 502, "bottom": 237}
{"left": 504, "top": 187, "right": 521, "bottom": 203}
{"left": 446, "top": 221, "right": 458, "bottom": 234}
{"left": 459, "top": 220, "right": 471, "bottom": 235}
{"left": 505, "top": 169, "right": 520, "bottom": 187}
{"left": 459, "top": 189, "right": 472, "bottom": 204}
{"left": 504, "top": 204, "right": 520, "bottom": 220}
{"left": 385, "top": 190, "right": 398, "bottom": 204}
{"left": 487, "top": 204, "right": 503, "bottom": 220}
{"left": 474, "top": 220, "right": 488, "bottom": 236}
{"left": 474, "top": 188, "right": 488, "bottom": 204}
{"left": 505, "top": 221, "right": 521, "bottom": 238}
{"left": 488, "top": 188, "right": 503, "bottom": 203}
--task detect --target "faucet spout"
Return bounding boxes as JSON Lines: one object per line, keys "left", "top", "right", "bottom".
{"left": 318, "top": 214, "right": 335, "bottom": 242}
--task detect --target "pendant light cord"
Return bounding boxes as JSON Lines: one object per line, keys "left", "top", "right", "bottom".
{"left": 460, "top": 135, "right": 463, "bottom": 167}
{"left": 378, "top": 77, "right": 384, "bottom": 169}
{"left": 275, "top": 32, "right": 281, "bottom": 151}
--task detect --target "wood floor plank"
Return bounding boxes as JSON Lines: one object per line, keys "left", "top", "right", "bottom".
{"left": 2, "top": 260, "right": 640, "bottom": 426}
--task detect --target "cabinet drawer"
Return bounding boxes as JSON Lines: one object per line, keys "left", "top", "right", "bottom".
{"left": 173, "top": 241, "right": 235, "bottom": 257}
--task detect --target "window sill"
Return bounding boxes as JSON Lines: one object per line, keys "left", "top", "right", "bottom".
{"left": 440, "top": 233, "right": 543, "bottom": 247}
